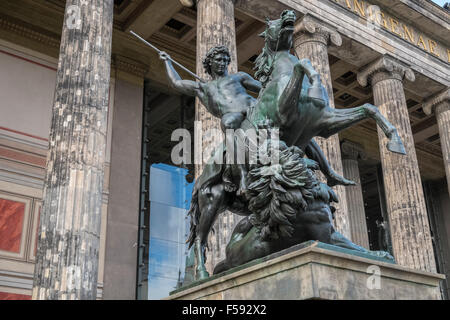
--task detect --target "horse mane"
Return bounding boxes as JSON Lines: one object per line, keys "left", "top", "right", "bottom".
{"left": 246, "top": 141, "right": 337, "bottom": 241}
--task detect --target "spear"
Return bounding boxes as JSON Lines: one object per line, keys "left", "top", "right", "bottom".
{"left": 130, "top": 30, "right": 204, "bottom": 82}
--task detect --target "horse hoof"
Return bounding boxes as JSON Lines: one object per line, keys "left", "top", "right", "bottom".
{"left": 307, "top": 85, "right": 326, "bottom": 102}
{"left": 369, "top": 250, "right": 395, "bottom": 262}
{"left": 196, "top": 269, "right": 210, "bottom": 280}
{"left": 387, "top": 138, "right": 406, "bottom": 155}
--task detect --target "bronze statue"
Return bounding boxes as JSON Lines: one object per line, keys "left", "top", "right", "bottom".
{"left": 160, "top": 9, "right": 405, "bottom": 280}
{"left": 160, "top": 42, "right": 353, "bottom": 279}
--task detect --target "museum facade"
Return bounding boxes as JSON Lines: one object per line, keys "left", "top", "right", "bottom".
{"left": 0, "top": 0, "right": 449, "bottom": 300}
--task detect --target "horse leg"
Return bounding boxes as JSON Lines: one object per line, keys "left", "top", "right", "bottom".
{"left": 330, "top": 230, "right": 369, "bottom": 252}
{"left": 297, "top": 59, "right": 329, "bottom": 106}
{"left": 305, "top": 139, "right": 355, "bottom": 186}
{"left": 330, "top": 229, "right": 395, "bottom": 261}
{"left": 319, "top": 104, "right": 406, "bottom": 155}
{"left": 213, "top": 217, "right": 255, "bottom": 275}
{"left": 195, "top": 183, "right": 227, "bottom": 280}
{"left": 278, "top": 62, "right": 306, "bottom": 124}
{"left": 297, "top": 58, "right": 321, "bottom": 86}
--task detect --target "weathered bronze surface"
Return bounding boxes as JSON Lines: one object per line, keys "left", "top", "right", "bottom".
{"left": 161, "top": 10, "right": 406, "bottom": 281}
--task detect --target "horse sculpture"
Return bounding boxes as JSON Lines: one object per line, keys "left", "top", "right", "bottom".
{"left": 247, "top": 10, "right": 405, "bottom": 154}
{"left": 188, "top": 10, "right": 405, "bottom": 280}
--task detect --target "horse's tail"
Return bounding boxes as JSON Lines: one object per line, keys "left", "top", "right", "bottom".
{"left": 186, "top": 187, "right": 200, "bottom": 249}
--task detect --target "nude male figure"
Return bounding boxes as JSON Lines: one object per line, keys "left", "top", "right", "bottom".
{"left": 160, "top": 46, "right": 261, "bottom": 196}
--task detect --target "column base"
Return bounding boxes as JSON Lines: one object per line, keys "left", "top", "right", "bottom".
{"left": 166, "top": 241, "right": 444, "bottom": 300}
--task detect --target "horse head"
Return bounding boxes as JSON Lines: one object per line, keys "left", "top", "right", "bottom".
{"left": 254, "top": 10, "right": 296, "bottom": 86}
{"left": 259, "top": 10, "right": 296, "bottom": 52}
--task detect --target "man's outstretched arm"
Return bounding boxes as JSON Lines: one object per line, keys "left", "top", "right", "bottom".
{"left": 305, "top": 139, "right": 356, "bottom": 187}
{"left": 160, "top": 52, "right": 202, "bottom": 97}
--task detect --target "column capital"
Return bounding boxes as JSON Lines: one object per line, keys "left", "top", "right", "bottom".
{"left": 423, "top": 88, "right": 450, "bottom": 116}
{"left": 357, "top": 55, "right": 415, "bottom": 87}
{"left": 294, "top": 14, "right": 342, "bottom": 47}
{"left": 341, "top": 140, "right": 367, "bottom": 161}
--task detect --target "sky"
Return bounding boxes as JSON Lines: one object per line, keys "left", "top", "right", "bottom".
{"left": 431, "top": 0, "right": 446, "bottom": 7}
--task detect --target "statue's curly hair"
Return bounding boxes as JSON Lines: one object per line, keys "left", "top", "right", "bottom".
{"left": 203, "top": 46, "right": 231, "bottom": 75}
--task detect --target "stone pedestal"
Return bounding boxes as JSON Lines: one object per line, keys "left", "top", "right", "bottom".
{"left": 167, "top": 241, "right": 444, "bottom": 300}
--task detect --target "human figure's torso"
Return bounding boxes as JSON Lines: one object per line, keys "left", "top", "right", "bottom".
{"left": 199, "top": 73, "right": 256, "bottom": 119}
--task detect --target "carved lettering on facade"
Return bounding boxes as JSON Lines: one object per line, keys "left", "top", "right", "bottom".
{"left": 332, "top": 0, "right": 449, "bottom": 64}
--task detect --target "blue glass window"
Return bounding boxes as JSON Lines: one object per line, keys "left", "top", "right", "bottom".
{"left": 147, "top": 164, "right": 194, "bottom": 299}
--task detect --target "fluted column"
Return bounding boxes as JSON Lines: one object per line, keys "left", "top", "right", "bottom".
{"left": 293, "top": 14, "right": 351, "bottom": 240}
{"left": 341, "top": 140, "right": 370, "bottom": 249}
{"left": 423, "top": 89, "right": 450, "bottom": 196}
{"left": 358, "top": 55, "right": 436, "bottom": 272}
{"left": 32, "top": 0, "right": 113, "bottom": 299}
{"left": 196, "top": 0, "right": 240, "bottom": 275}
{"left": 196, "top": 0, "right": 238, "bottom": 171}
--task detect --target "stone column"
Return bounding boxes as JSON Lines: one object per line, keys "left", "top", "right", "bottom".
{"left": 32, "top": 0, "right": 114, "bottom": 299}
{"left": 195, "top": 0, "right": 240, "bottom": 274}
{"left": 293, "top": 14, "right": 351, "bottom": 240}
{"left": 358, "top": 55, "right": 436, "bottom": 273}
{"left": 195, "top": 0, "right": 238, "bottom": 170}
{"left": 423, "top": 89, "right": 450, "bottom": 196}
{"left": 341, "top": 140, "right": 370, "bottom": 249}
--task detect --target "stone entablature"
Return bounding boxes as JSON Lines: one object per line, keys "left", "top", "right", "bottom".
{"left": 0, "top": 14, "right": 60, "bottom": 50}
{"left": 404, "top": 0, "right": 450, "bottom": 24}
{"left": 237, "top": 0, "right": 449, "bottom": 86}
{"left": 330, "top": 0, "right": 449, "bottom": 64}
{"left": 111, "top": 54, "right": 149, "bottom": 79}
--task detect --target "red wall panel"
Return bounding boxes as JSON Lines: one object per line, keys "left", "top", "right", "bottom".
{"left": 0, "top": 198, "right": 25, "bottom": 253}
{"left": 0, "top": 292, "right": 31, "bottom": 300}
